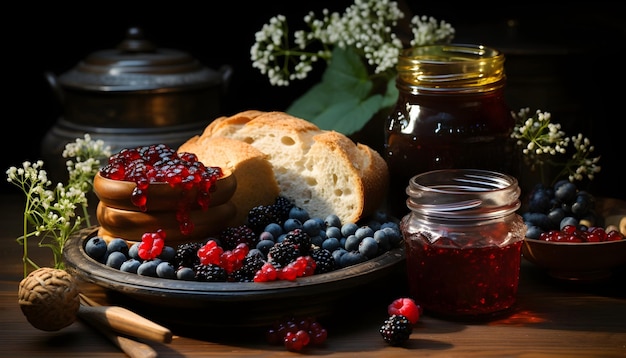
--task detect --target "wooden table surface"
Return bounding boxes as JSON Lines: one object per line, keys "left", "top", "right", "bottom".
{"left": 2, "top": 192, "right": 625, "bottom": 357}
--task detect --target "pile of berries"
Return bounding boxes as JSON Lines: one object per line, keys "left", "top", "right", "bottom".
{"left": 84, "top": 195, "right": 403, "bottom": 283}
{"left": 265, "top": 316, "right": 328, "bottom": 351}
{"left": 522, "top": 180, "right": 624, "bottom": 242}
{"left": 379, "top": 297, "right": 422, "bottom": 346}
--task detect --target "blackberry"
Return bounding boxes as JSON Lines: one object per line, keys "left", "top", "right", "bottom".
{"left": 194, "top": 263, "right": 228, "bottom": 282}
{"left": 282, "top": 228, "right": 312, "bottom": 254}
{"left": 232, "top": 254, "right": 266, "bottom": 282}
{"left": 310, "top": 248, "right": 336, "bottom": 274}
{"left": 267, "top": 241, "right": 300, "bottom": 269}
{"left": 219, "top": 225, "right": 258, "bottom": 250}
{"left": 247, "top": 205, "right": 281, "bottom": 234}
{"left": 273, "top": 196, "right": 294, "bottom": 223}
{"left": 379, "top": 314, "right": 413, "bottom": 346}
{"left": 173, "top": 242, "right": 202, "bottom": 268}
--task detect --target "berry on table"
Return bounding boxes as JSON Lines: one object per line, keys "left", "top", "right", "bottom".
{"left": 379, "top": 314, "right": 413, "bottom": 346}
{"left": 388, "top": 297, "right": 421, "bottom": 324}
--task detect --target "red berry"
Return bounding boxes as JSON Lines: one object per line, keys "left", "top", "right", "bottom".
{"left": 388, "top": 297, "right": 421, "bottom": 324}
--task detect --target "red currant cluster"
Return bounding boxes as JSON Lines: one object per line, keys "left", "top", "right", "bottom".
{"left": 539, "top": 225, "right": 624, "bottom": 243}
{"left": 266, "top": 316, "right": 328, "bottom": 351}
{"left": 197, "top": 240, "right": 249, "bottom": 274}
{"left": 253, "top": 256, "right": 316, "bottom": 282}
{"left": 137, "top": 229, "right": 166, "bottom": 260}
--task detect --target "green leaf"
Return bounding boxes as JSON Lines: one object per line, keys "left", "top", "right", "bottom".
{"left": 286, "top": 47, "right": 396, "bottom": 136}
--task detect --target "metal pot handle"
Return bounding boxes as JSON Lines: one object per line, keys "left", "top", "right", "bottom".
{"left": 45, "top": 71, "right": 65, "bottom": 105}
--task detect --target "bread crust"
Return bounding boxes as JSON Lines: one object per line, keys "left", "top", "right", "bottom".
{"left": 186, "top": 110, "right": 389, "bottom": 224}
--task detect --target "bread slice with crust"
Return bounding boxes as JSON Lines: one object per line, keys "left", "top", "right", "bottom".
{"left": 197, "top": 110, "right": 389, "bottom": 224}
{"left": 178, "top": 136, "right": 280, "bottom": 226}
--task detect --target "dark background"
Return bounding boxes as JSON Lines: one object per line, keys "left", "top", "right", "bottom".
{"left": 3, "top": 2, "right": 624, "bottom": 200}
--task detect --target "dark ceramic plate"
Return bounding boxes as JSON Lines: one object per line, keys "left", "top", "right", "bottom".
{"left": 63, "top": 227, "right": 405, "bottom": 328}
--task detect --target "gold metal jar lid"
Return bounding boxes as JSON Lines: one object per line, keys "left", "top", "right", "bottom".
{"left": 396, "top": 44, "right": 506, "bottom": 93}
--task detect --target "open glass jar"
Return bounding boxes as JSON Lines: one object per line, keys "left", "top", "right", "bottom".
{"left": 400, "top": 169, "right": 526, "bottom": 319}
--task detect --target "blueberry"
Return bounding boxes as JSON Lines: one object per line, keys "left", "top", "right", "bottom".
{"left": 106, "top": 251, "right": 127, "bottom": 269}
{"left": 370, "top": 210, "right": 389, "bottom": 224}
{"left": 341, "top": 222, "right": 359, "bottom": 237}
{"left": 344, "top": 234, "right": 361, "bottom": 251}
{"left": 137, "top": 259, "right": 161, "bottom": 277}
{"left": 322, "top": 237, "right": 340, "bottom": 251}
{"left": 289, "top": 206, "right": 310, "bottom": 223}
{"left": 527, "top": 185, "right": 552, "bottom": 213}
{"left": 106, "top": 238, "right": 129, "bottom": 256}
{"left": 554, "top": 180, "right": 577, "bottom": 203}
{"left": 256, "top": 239, "right": 275, "bottom": 256}
{"left": 156, "top": 262, "right": 176, "bottom": 279}
{"left": 120, "top": 259, "right": 141, "bottom": 274}
{"left": 355, "top": 226, "right": 375, "bottom": 240}
{"left": 571, "top": 191, "right": 594, "bottom": 217}
{"left": 158, "top": 246, "right": 176, "bottom": 261}
{"left": 340, "top": 251, "right": 367, "bottom": 267}
{"left": 264, "top": 223, "right": 283, "bottom": 239}
{"left": 523, "top": 212, "right": 551, "bottom": 230}
{"left": 324, "top": 214, "right": 342, "bottom": 228}
{"left": 176, "top": 267, "right": 195, "bottom": 281}
{"left": 525, "top": 225, "right": 543, "bottom": 240}
{"left": 547, "top": 208, "right": 566, "bottom": 228}
{"left": 283, "top": 218, "right": 303, "bottom": 232}
{"left": 373, "top": 230, "right": 390, "bottom": 252}
{"left": 358, "top": 237, "right": 378, "bottom": 258}
{"left": 310, "top": 235, "right": 324, "bottom": 247}
{"left": 332, "top": 248, "right": 348, "bottom": 265}
{"left": 325, "top": 226, "right": 342, "bottom": 239}
{"left": 258, "top": 231, "right": 275, "bottom": 242}
{"left": 560, "top": 216, "right": 579, "bottom": 230}
{"left": 85, "top": 236, "right": 108, "bottom": 261}
{"left": 382, "top": 226, "right": 402, "bottom": 247}
{"left": 302, "top": 218, "right": 323, "bottom": 236}
{"left": 128, "top": 242, "right": 140, "bottom": 260}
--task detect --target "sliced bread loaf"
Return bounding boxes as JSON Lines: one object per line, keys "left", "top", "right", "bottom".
{"left": 198, "top": 110, "right": 389, "bottom": 224}
{"left": 178, "top": 136, "right": 280, "bottom": 227}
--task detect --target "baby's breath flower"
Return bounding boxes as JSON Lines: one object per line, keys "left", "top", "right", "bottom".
{"left": 511, "top": 108, "right": 601, "bottom": 186}
{"left": 6, "top": 134, "right": 111, "bottom": 277}
{"left": 250, "top": 0, "right": 455, "bottom": 86}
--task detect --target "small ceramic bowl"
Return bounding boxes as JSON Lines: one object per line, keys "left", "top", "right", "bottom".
{"left": 522, "top": 197, "right": 626, "bottom": 281}
{"left": 93, "top": 170, "right": 237, "bottom": 245}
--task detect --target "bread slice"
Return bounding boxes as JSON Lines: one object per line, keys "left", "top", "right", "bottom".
{"left": 178, "top": 136, "right": 280, "bottom": 226}
{"left": 199, "top": 111, "right": 389, "bottom": 224}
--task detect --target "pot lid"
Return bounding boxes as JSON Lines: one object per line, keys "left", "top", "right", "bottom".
{"left": 56, "top": 27, "right": 223, "bottom": 92}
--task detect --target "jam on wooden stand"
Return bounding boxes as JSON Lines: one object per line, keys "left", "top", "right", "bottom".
{"left": 400, "top": 169, "right": 526, "bottom": 319}
{"left": 384, "top": 44, "right": 517, "bottom": 218}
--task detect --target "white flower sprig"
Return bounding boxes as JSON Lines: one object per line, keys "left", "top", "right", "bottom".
{"left": 6, "top": 134, "right": 111, "bottom": 277}
{"left": 250, "top": 0, "right": 455, "bottom": 87}
{"left": 511, "top": 108, "right": 601, "bottom": 184}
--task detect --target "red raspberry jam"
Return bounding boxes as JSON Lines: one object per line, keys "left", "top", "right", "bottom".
{"left": 403, "top": 231, "right": 523, "bottom": 317}
{"left": 100, "top": 143, "right": 223, "bottom": 235}
{"left": 400, "top": 169, "right": 526, "bottom": 319}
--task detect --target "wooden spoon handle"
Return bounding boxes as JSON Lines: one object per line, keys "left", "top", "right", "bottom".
{"left": 82, "top": 317, "right": 158, "bottom": 358}
{"left": 78, "top": 305, "right": 173, "bottom": 343}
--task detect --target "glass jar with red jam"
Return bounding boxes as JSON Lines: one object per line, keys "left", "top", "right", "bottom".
{"left": 400, "top": 169, "right": 526, "bottom": 319}
{"left": 385, "top": 44, "right": 517, "bottom": 218}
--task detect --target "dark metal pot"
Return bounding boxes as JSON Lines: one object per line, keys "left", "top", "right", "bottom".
{"left": 42, "top": 27, "right": 232, "bottom": 183}
{"left": 46, "top": 27, "right": 232, "bottom": 128}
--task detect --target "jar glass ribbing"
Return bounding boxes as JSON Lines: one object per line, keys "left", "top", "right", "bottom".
{"left": 400, "top": 169, "right": 526, "bottom": 319}
{"left": 385, "top": 44, "right": 517, "bottom": 218}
